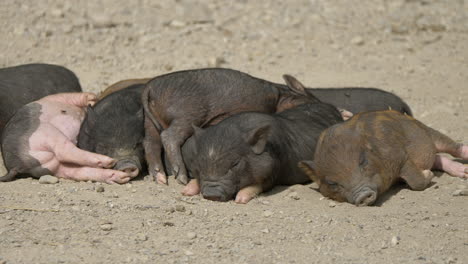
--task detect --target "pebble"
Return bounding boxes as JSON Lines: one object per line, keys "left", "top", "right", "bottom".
{"left": 263, "top": 210, "right": 274, "bottom": 217}
{"left": 287, "top": 192, "right": 300, "bottom": 200}
{"left": 50, "top": 8, "right": 64, "bottom": 18}
{"left": 187, "top": 232, "right": 197, "bottom": 239}
{"left": 184, "top": 250, "right": 194, "bottom": 256}
{"left": 175, "top": 204, "right": 186, "bottom": 212}
{"left": 391, "top": 236, "right": 400, "bottom": 246}
{"left": 135, "top": 233, "right": 148, "bottom": 241}
{"left": 39, "top": 175, "right": 59, "bottom": 184}
{"left": 96, "top": 186, "right": 105, "bottom": 193}
{"left": 351, "top": 36, "right": 364, "bottom": 46}
{"left": 261, "top": 228, "right": 270, "bottom": 234}
{"left": 328, "top": 201, "right": 337, "bottom": 208}
{"left": 168, "top": 20, "right": 186, "bottom": 28}
{"left": 452, "top": 189, "right": 468, "bottom": 196}
{"left": 208, "top": 57, "right": 225, "bottom": 67}
{"left": 100, "top": 224, "right": 113, "bottom": 231}
{"left": 90, "top": 14, "right": 116, "bottom": 28}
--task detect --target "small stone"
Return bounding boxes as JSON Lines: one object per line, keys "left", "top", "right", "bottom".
{"left": 96, "top": 186, "right": 105, "bottom": 193}
{"left": 445, "top": 256, "right": 457, "bottom": 264}
{"left": 175, "top": 205, "right": 186, "bottom": 212}
{"left": 168, "top": 20, "right": 186, "bottom": 28}
{"left": 187, "top": 232, "right": 197, "bottom": 239}
{"left": 328, "top": 201, "right": 337, "bottom": 208}
{"left": 164, "top": 64, "right": 174, "bottom": 71}
{"left": 135, "top": 233, "right": 148, "bottom": 241}
{"left": 261, "top": 228, "right": 269, "bottom": 234}
{"left": 163, "top": 222, "right": 175, "bottom": 227}
{"left": 166, "top": 207, "right": 175, "bottom": 213}
{"left": 263, "top": 210, "right": 274, "bottom": 217}
{"left": 185, "top": 210, "right": 193, "bottom": 216}
{"left": 100, "top": 224, "right": 113, "bottom": 231}
{"left": 208, "top": 57, "right": 225, "bottom": 67}
{"left": 13, "top": 25, "right": 25, "bottom": 35}
{"left": 39, "top": 175, "right": 59, "bottom": 184}
{"left": 50, "top": 8, "right": 64, "bottom": 18}
{"left": 452, "top": 189, "right": 468, "bottom": 196}
{"left": 391, "top": 236, "right": 400, "bottom": 246}
{"left": 90, "top": 14, "right": 116, "bottom": 28}
{"left": 351, "top": 36, "right": 364, "bottom": 46}
{"left": 184, "top": 250, "right": 194, "bottom": 256}
{"left": 287, "top": 192, "right": 300, "bottom": 200}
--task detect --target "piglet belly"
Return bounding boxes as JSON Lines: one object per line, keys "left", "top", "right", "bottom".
{"left": 39, "top": 102, "right": 85, "bottom": 143}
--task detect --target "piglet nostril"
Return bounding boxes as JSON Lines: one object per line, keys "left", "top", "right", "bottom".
{"left": 121, "top": 167, "right": 139, "bottom": 177}
{"left": 355, "top": 190, "right": 377, "bottom": 206}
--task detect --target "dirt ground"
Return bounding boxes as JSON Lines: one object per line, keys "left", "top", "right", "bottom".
{"left": 1, "top": 0, "right": 467, "bottom": 263}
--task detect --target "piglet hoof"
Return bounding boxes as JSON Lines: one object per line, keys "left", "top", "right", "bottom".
{"left": 106, "top": 171, "right": 131, "bottom": 184}
{"left": 339, "top": 108, "right": 353, "bottom": 121}
{"left": 85, "top": 92, "right": 97, "bottom": 106}
{"left": 97, "top": 157, "right": 116, "bottom": 169}
{"left": 182, "top": 179, "right": 200, "bottom": 196}
{"left": 235, "top": 193, "right": 254, "bottom": 204}
{"left": 448, "top": 164, "right": 468, "bottom": 178}
{"left": 155, "top": 172, "right": 168, "bottom": 185}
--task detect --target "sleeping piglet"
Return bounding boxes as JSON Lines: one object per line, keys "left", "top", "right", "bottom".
{"left": 299, "top": 110, "right": 468, "bottom": 206}
{"left": 1, "top": 93, "right": 132, "bottom": 183}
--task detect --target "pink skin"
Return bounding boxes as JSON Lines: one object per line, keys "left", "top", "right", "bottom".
{"left": 156, "top": 172, "right": 167, "bottom": 185}
{"left": 339, "top": 108, "right": 353, "bottom": 121}
{"left": 181, "top": 179, "right": 200, "bottom": 196}
{"left": 433, "top": 147, "right": 468, "bottom": 178}
{"left": 27, "top": 93, "right": 131, "bottom": 184}
{"left": 235, "top": 184, "right": 262, "bottom": 204}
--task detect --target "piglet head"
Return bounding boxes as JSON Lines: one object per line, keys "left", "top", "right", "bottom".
{"left": 183, "top": 123, "right": 274, "bottom": 202}
{"left": 299, "top": 127, "right": 382, "bottom": 206}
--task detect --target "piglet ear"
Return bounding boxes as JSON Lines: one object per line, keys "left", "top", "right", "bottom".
{"left": 282, "top": 74, "right": 308, "bottom": 96}
{"left": 298, "top": 160, "right": 321, "bottom": 185}
{"left": 85, "top": 105, "right": 97, "bottom": 128}
{"left": 245, "top": 125, "right": 270, "bottom": 154}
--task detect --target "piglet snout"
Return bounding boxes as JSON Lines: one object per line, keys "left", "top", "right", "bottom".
{"left": 114, "top": 159, "right": 140, "bottom": 178}
{"left": 202, "top": 184, "right": 227, "bottom": 202}
{"left": 355, "top": 188, "right": 377, "bottom": 206}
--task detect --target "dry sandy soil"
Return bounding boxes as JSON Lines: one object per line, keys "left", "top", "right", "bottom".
{"left": 0, "top": 0, "right": 467, "bottom": 263}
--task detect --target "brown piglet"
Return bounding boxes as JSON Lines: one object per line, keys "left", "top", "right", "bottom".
{"left": 299, "top": 110, "right": 468, "bottom": 206}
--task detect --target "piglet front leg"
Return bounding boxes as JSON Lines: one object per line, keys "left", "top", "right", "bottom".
{"left": 51, "top": 135, "right": 116, "bottom": 168}
{"left": 235, "top": 184, "right": 263, "bottom": 204}
{"left": 182, "top": 179, "right": 200, "bottom": 196}
{"left": 56, "top": 164, "right": 132, "bottom": 184}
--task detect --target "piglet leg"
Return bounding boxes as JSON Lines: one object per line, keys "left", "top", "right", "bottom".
{"left": 42, "top": 92, "right": 97, "bottom": 107}
{"left": 56, "top": 164, "right": 131, "bottom": 184}
{"left": 144, "top": 116, "right": 167, "bottom": 184}
{"left": 160, "top": 120, "right": 193, "bottom": 185}
{"left": 433, "top": 155, "right": 468, "bottom": 178}
{"left": 235, "top": 184, "right": 263, "bottom": 204}
{"left": 400, "top": 160, "right": 434, "bottom": 191}
{"left": 181, "top": 179, "right": 200, "bottom": 196}
{"left": 52, "top": 137, "right": 116, "bottom": 168}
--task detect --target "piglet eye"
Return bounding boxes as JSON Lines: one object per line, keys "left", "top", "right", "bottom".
{"left": 232, "top": 160, "right": 241, "bottom": 169}
{"left": 325, "top": 180, "right": 338, "bottom": 187}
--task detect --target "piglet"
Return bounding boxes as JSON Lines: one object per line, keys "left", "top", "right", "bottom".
{"left": 299, "top": 110, "right": 468, "bottom": 206}
{"left": 1, "top": 93, "right": 131, "bottom": 183}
